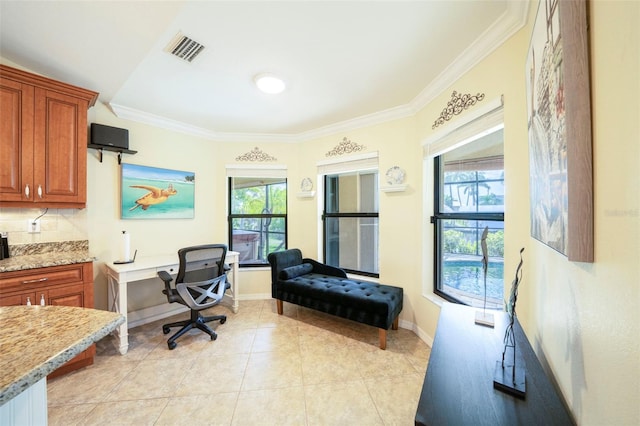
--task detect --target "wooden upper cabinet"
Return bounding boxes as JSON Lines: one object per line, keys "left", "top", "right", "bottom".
{"left": 0, "top": 78, "right": 34, "bottom": 202}
{"left": 0, "top": 65, "right": 98, "bottom": 208}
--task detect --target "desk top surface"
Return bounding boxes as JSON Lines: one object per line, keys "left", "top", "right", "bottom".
{"left": 104, "top": 251, "right": 239, "bottom": 275}
{"left": 415, "top": 302, "right": 573, "bottom": 425}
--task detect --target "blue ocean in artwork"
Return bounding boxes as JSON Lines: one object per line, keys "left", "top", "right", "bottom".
{"left": 121, "top": 164, "right": 195, "bottom": 219}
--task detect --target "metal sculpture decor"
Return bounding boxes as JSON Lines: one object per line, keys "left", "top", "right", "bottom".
{"left": 235, "top": 147, "right": 277, "bottom": 162}
{"left": 494, "top": 247, "right": 526, "bottom": 398}
{"left": 325, "top": 137, "right": 365, "bottom": 157}
{"left": 475, "top": 226, "right": 495, "bottom": 327}
{"left": 432, "top": 90, "right": 485, "bottom": 129}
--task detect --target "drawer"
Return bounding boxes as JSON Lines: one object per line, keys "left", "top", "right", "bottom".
{"left": 156, "top": 264, "right": 179, "bottom": 275}
{"left": 0, "top": 264, "right": 86, "bottom": 292}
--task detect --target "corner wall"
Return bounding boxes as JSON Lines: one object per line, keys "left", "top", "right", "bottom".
{"left": 414, "top": 2, "right": 639, "bottom": 424}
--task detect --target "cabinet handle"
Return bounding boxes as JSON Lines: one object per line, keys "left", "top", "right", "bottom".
{"left": 37, "top": 185, "right": 43, "bottom": 199}
{"left": 22, "top": 277, "right": 48, "bottom": 284}
{"left": 25, "top": 184, "right": 30, "bottom": 199}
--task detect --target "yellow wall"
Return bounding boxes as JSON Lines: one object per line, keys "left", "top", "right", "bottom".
{"left": 1, "top": 1, "right": 638, "bottom": 423}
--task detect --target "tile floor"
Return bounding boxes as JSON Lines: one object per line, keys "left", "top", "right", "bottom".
{"left": 47, "top": 299, "right": 431, "bottom": 425}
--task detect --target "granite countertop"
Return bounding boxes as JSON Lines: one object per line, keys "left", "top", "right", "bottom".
{"left": 0, "top": 240, "right": 95, "bottom": 273}
{"left": 0, "top": 305, "right": 124, "bottom": 406}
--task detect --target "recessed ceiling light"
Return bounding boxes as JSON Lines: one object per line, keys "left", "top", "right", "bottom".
{"left": 254, "top": 73, "right": 286, "bottom": 94}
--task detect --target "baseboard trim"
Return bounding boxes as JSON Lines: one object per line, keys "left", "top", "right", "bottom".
{"left": 237, "top": 292, "right": 272, "bottom": 301}
{"left": 399, "top": 319, "right": 434, "bottom": 347}
{"left": 127, "top": 304, "right": 189, "bottom": 329}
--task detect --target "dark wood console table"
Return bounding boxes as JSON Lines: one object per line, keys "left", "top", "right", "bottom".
{"left": 415, "top": 302, "right": 573, "bottom": 425}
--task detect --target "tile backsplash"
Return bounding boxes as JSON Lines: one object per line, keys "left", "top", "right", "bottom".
{"left": 0, "top": 207, "right": 88, "bottom": 246}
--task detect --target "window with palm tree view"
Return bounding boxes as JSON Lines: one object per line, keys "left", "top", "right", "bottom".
{"left": 229, "top": 177, "right": 287, "bottom": 266}
{"left": 432, "top": 128, "right": 504, "bottom": 308}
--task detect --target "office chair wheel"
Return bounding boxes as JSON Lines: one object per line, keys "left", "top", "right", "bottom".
{"left": 163, "top": 326, "right": 171, "bottom": 334}
{"left": 168, "top": 341, "right": 177, "bottom": 350}
{"left": 220, "top": 317, "right": 226, "bottom": 324}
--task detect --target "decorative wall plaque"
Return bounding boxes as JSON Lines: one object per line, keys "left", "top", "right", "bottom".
{"left": 385, "top": 166, "right": 405, "bottom": 185}
{"left": 325, "top": 137, "right": 366, "bottom": 157}
{"left": 235, "top": 147, "right": 277, "bottom": 162}
{"left": 300, "top": 177, "right": 313, "bottom": 192}
{"left": 432, "top": 91, "right": 486, "bottom": 129}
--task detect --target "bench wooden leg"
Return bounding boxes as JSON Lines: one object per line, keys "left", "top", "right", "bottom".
{"left": 379, "top": 316, "right": 399, "bottom": 349}
{"left": 379, "top": 329, "right": 387, "bottom": 350}
{"left": 276, "top": 299, "right": 283, "bottom": 315}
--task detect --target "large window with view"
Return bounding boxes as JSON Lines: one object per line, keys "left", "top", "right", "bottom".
{"left": 432, "top": 128, "right": 504, "bottom": 308}
{"left": 323, "top": 170, "right": 379, "bottom": 277}
{"left": 228, "top": 177, "right": 286, "bottom": 266}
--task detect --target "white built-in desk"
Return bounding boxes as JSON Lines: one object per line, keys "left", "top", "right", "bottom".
{"left": 105, "top": 251, "right": 239, "bottom": 355}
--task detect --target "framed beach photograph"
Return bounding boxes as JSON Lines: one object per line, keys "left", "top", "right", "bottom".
{"left": 526, "top": 0, "right": 593, "bottom": 262}
{"left": 121, "top": 163, "right": 195, "bottom": 219}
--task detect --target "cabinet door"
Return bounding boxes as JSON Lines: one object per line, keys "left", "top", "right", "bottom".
{"left": 0, "top": 292, "right": 36, "bottom": 306}
{"left": 0, "top": 77, "right": 34, "bottom": 202}
{"left": 47, "top": 283, "right": 84, "bottom": 307}
{"left": 33, "top": 87, "right": 88, "bottom": 206}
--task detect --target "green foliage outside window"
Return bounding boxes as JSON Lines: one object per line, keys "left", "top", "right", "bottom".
{"left": 443, "top": 230, "right": 477, "bottom": 255}
{"left": 443, "top": 229, "right": 504, "bottom": 257}
{"left": 486, "top": 230, "right": 504, "bottom": 257}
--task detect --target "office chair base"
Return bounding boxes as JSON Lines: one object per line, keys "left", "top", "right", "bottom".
{"left": 163, "top": 310, "right": 227, "bottom": 350}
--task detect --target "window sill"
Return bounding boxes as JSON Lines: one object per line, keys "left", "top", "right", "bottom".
{"left": 380, "top": 184, "right": 407, "bottom": 193}
{"left": 296, "top": 191, "right": 315, "bottom": 198}
{"left": 346, "top": 273, "right": 379, "bottom": 283}
{"left": 238, "top": 265, "right": 271, "bottom": 271}
{"left": 422, "top": 291, "right": 447, "bottom": 308}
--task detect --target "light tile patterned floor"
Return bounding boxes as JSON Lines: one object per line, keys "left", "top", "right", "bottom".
{"left": 47, "top": 299, "right": 431, "bottom": 425}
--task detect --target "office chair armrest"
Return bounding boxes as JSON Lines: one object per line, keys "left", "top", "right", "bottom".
{"left": 158, "top": 270, "right": 173, "bottom": 284}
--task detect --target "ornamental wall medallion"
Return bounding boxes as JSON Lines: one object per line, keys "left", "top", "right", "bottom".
{"left": 325, "top": 137, "right": 366, "bottom": 157}
{"left": 235, "top": 147, "right": 277, "bottom": 162}
{"left": 432, "top": 91, "right": 486, "bottom": 129}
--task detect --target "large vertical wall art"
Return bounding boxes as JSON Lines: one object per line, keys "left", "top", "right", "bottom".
{"left": 526, "top": 0, "right": 593, "bottom": 262}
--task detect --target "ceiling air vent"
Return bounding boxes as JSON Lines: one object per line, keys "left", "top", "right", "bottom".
{"left": 164, "top": 32, "right": 205, "bottom": 63}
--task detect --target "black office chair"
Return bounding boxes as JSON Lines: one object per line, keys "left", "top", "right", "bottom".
{"left": 157, "top": 244, "right": 230, "bottom": 350}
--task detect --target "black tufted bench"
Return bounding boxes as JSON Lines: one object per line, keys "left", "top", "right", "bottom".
{"left": 267, "top": 249, "right": 403, "bottom": 349}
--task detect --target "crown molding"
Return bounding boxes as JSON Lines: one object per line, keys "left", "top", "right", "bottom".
{"left": 296, "top": 103, "right": 414, "bottom": 142}
{"left": 109, "top": 1, "right": 529, "bottom": 144}
{"left": 109, "top": 101, "right": 414, "bottom": 144}
{"left": 409, "top": 1, "right": 529, "bottom": 113}
{"left": 109, "top": 103, "right": 300, "bottom": 143}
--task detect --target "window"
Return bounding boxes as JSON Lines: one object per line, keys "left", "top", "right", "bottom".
{"left": 228, "top": 176, "right": 287, "bottom": 266}
{"left": 432, "top": 128, "right": 504, "bottom": 308}
{"left": 323, "top": 171, "right": 379, "bottom": 277}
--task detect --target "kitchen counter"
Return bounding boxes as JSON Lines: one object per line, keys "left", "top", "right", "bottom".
{"left": 0, "top": 240, "right": 94, "bottom": 273}
{"left": 0, "top": 305, "right": 124, "bottom": 406}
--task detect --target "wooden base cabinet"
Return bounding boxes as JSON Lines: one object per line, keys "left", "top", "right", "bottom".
{"left": 0, "top": 262, "right": 96, "bottom": 378}
{"left": 0, "top": 65, "right": 98, "bottom": 208}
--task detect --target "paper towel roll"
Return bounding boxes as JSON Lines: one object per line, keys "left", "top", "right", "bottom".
{"left": 121, "top": 231, "right": 130, "bottom": 261}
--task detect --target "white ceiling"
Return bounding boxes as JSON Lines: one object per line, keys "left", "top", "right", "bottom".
{"left": 0, "top": 1, "right": 528, "bottom": 142}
